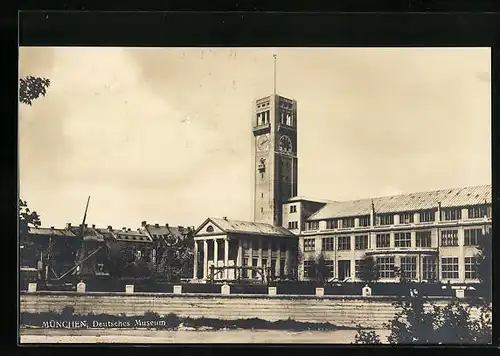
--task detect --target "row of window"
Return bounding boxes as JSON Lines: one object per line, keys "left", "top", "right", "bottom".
{"left": 304, "top": 206, "right": 490, "bottom": 231}
{"left": 303, "top": 229, "right": 483, "bottom": 252}
{"left": 288, "top": 221, "right": 299, "bottom": 229}
{"left": 303, "top": 256, "right": 479, "bottom": 280}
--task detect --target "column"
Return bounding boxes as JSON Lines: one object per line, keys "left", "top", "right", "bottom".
{"left": 249, "top": 240, "right": 253, "bottom": 279}
{"left": 268, "top": 242, "right": 272, "bottom": 277}
{"left": 285, "top": 244, "right": 291, "bottom": 276}
{"left": 416, "top": 253, "right": 421, "bottom": 283}
{"left": 224, "top": 239, "right": 229, "bottom": 279}
{"left": 237, "top": 239, "right": 242, "bottom": 266}
{"left": 276, "top": 243, "right": 281, "bottom": 278}
{"left": 458, "top": 227, "right": 465, "bottom": 282}
{"left": 203, "top": 240, "right": 208, "bottom": 279}
{"left": 213, "top": 239, "right": 219, "bottom": 279}
{"left": 258, "top": 239, "right": 263, "bottom": 267}
{"left": 193, "top": 240, "right": 198, "bottom": 279}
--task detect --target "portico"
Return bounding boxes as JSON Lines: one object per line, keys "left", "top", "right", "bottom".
{"left": 193, "top": 217, "right": 297, "bottom": 282}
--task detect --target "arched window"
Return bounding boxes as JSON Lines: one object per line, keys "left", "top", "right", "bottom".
{"left": 206, "top": 225, "right": 214, "bottom": 233}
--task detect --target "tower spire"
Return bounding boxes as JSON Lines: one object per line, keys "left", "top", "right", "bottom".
{"left": 273, "top": 54, "right": 277, "bottom": 97}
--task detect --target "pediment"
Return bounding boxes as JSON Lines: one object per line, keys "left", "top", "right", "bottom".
{"left": 194, "top": 218, "right": 225, "bottom": 236}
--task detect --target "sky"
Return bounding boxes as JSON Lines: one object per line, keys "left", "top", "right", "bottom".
{"left": 19, "top": 47, "right": 491, "bottom": 229}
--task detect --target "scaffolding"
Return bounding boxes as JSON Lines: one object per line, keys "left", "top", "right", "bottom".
{"left": 208, "top": 265, "right": 276, "bottom": 284}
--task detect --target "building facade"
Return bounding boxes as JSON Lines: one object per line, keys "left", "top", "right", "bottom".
{"left": 193, "top": 217, "right": 297, "bottom": 281}
{"left": 282, "top": 185, "right": 492, "bottom": 284}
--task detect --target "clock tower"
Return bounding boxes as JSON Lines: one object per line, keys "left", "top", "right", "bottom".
{"left": 253, "top": 94, "right": 298, "bottom": 226}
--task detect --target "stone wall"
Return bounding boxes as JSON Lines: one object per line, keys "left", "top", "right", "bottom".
{"left": 20, "top": 292, "right": 480, "bottom": 329}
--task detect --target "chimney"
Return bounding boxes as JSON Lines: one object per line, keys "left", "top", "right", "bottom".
{"left": 122, "top": 227, "right": 127, "bottom": 231}
{"left": 91, "top": 224, "right": 96, "bottom": 229}
{"left": 83, "top": 224, "right": 88, "bottom": 228}
{"left": 50, "top": 226, "right": 54, "bottom": 229}
{"left": 178, "top": 225, "right": 184, "bottom": 229}
{"left": 165, "top": 223, "right": 169, "bottom": 228}
{"left": 223, "top": 216, "right": 227, "bottom": 220}
{"left": 155, "top": 223, "right": 159, "bottom": 228}
{"left": 107, "top": 225, "right": 112, "bottom": 231}
{"left": 127, "top": 228, "right": 131, "bottom": 232}
{"left": 66, "top": 223, "right": 72, "bottom": 229}
{"left": 141, "top": 221, "right": 147, "bottom": 227}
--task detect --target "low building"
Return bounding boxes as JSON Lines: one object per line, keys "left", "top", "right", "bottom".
{"left": 281, "top": 184, "right": 491, "bottom": 284}
{"left": 193, "top": 217, "right": 298, "bottom": 281}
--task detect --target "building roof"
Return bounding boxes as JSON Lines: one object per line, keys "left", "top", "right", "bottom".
{"left": 307, "top": 184, "right": 492, "bottom": 221}
{"left": 28, "top": 227, "right": 77, "bottom": 237}
{"left": 143, "top": 223, "right": 191, "bottom": 242}
{"left": 285, "top": 196, "right": 335, "bottom": 204}
{"left": 201, "top": 217, "right": 295, "bottom": 237}
{"left": 110, "top": 229, "right": 152, "bottom": 243}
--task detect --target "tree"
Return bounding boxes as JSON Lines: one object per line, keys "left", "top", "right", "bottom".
{"left": 474, "top": 228, "right": 492, "bottom": 301}
{"left": 19, "top": 199, "right": 41, "bottom": 235}
{"left": 155, "top": 229, "right": 194, "bottom": 282}
{"left": 19, "top": 76, "right": 51, "bottom": 105}
{"left": 19, "top": 199, "right": 43, "bottom": 267}
{"left": 353, "top": 293, "right": 492, "bottom": 344}
{"left": 357, "top": 255, "right": 379, "bottom": 285}
{"left": 310, "top": 252, "right": 330, "bottom": 284}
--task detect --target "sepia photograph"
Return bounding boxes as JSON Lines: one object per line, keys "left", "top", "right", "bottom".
{"left": 18, "top": 46, "right": 492, "bottom": 344}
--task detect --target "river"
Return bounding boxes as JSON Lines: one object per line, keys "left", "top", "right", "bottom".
{"left": 20, "top": 328, "right": 391, "bottom": 344}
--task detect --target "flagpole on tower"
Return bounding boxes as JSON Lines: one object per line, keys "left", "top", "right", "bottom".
{"left": 273, "top": 54, "right": 277, "bottom": 97}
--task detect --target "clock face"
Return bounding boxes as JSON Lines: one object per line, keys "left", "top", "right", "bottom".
{"left": 279, "top": 135, "right": 292, "bottom": 153}
{"left": 257, "top": 134, "right": 270, "bottom": 151}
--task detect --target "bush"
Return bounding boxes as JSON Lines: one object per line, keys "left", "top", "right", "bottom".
{"left": 353, "top": 325, "right": 381, "bottom": 344}
{"left": 353, "top": 292, "right": 492, "bottom": 344}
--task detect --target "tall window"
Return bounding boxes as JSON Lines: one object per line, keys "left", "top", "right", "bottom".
{"left": 468, "top": 205, "right": 488, "bottom": 219}
{"left": 303, "top": 260, "right": 314, "bottom": 278}
{"left": 441, "top": 208, "right": 462, "bottom": 221}
{"left": 394, "top": 232, "right": 411, "bottom": 248}
{"left": 326, "top": 219, "right": 338, "bottom": 230}
{"left": 441, "top": 257, "right": 459, "bottom": 279}
{"left": 400, "top": 212, "right": 414, "bottom": 224}
{"left": 376, "top": 233, "right": 390, "bottom": 248}
{"left": 441, "top": 230, "right": 458, "bottom": 247}
{"left": 416, "top": 231, "right": 432, "bottom": 247}
{"left": 400, "top": 256, "right": 417, "bottom": 279}
{"left": 322, "top": 237, "right": 334, "bottom": 251}
{"left": 464, "top": 229, "right": 482, "bottom": 246}
{"left": 377, "top": 257, "right": 395, "bottom": 278}
{"left": 422, "top": 257, "right": 437, "bottom": 281}
{"left": 337, "top": 236, "right": 351, "bottom": 250}
{"left": 378, "top": 214, "right": 394, "bottom": 226}
{"left": 325, "top": 259, "right": 335, "bottom": 277}
{"left": 420, "top": 210, "right": 435, "bottom": 223}
{"left": 341, "top": 217, "right": 355, "bottom": 228}
{"left": 304, "top": 238, "right": 315, "bottom": 252}
{"left": 355, "top": 235, "right": 369, "bottom": 250}
{"left": 465, "top": 257, "right": 479, "bottom": 279}
{"left": 306, "top": 221, "right": 319, "bottom": 231}
{"left": 359, "top": 215, "right": 371, "bottom": 227}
